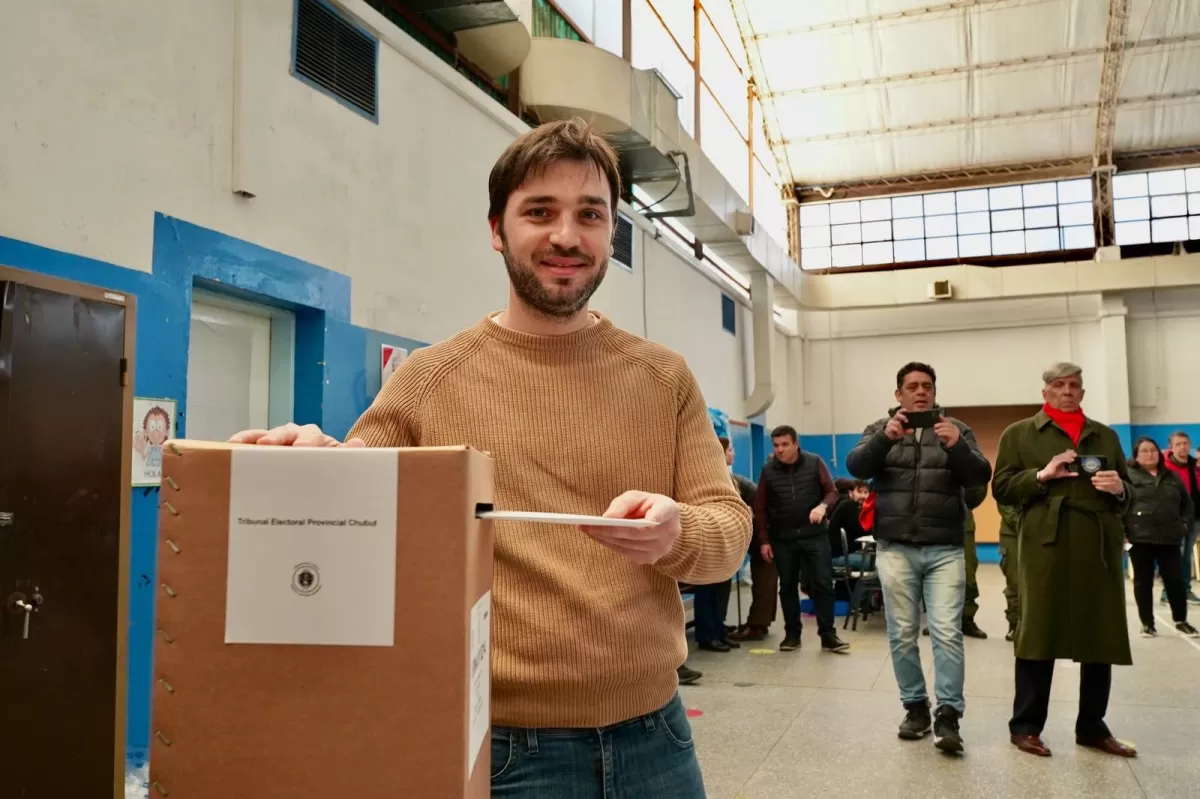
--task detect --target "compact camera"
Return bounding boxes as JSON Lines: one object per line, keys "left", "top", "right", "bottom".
{"left": 1067, "top": 454, "right": 1108, "bottom": 475}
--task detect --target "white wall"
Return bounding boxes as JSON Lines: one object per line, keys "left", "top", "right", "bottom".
{"left": 793, "top": 295, "right": 1111, "bottom": 434}
{"left": 630, "top": 229, "right": 746, "bottom": 416}
{"left": 0, "top": 0, "right": 778, "bottom": 421}
{"left": 1127, "top": 287, "right": 1200, "bottom": 427}
{"left": 790, "top": 285, "right": 1200, "bottom": 436}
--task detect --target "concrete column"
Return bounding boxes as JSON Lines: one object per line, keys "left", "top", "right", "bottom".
{"left": 1097, "top": 295, "right": 1132, "bottom": 452}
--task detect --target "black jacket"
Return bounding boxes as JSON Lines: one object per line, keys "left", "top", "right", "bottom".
{"left": 828, "top": 494, "right": 866, "bottom": 556}
{"left": 1126, "top": 466, "right": 1194, "bottom": 546}
{"left": 733, "top": 474, "right": 760, "bottom": 553}
{"left": 845, "top": 405, "right": 992, "bottom": 546}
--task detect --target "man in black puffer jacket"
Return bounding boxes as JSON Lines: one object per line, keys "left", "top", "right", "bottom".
{"left": 846, "top": 362, "right": 991, "bottom": 755}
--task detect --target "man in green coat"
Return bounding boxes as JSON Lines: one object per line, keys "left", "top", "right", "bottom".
{"left": 997, "top": 503, "right": 1022, "bottom": 641}
{"left": 993, "top": 362, "right": 1136, "bottom": 759}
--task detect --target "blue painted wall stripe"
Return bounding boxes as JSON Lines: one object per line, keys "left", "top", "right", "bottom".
{"left": 0, "top": 215, "right": 429, "bottom": 769}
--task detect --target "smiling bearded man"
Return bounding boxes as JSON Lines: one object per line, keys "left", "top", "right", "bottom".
{"left": 229, "top": 118, "right": 751, "bottom": 798}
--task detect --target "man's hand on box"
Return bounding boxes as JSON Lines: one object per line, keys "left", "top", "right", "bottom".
{"left": 580, "top": 491, "right": 680, "bottom": 566}
{"left": 228, "top": 423, "right": 365, "bottom": 448}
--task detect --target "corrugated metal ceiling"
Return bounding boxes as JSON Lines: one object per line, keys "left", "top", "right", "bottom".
{"left": 738, "top": 0, "right": 1200, "bottom": 189}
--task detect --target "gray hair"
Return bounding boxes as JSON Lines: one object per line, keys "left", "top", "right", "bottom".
{"left": 1042, "top": 361, "right": 1083, "bottom": 385}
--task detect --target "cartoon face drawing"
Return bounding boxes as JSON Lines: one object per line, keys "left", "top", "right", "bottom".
{"left": 144, "top": 407, "right": 171, "bottom": 446}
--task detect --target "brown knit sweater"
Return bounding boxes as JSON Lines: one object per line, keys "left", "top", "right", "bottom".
{"left": 348, "top": 312, "right": 751, "bottom": 728}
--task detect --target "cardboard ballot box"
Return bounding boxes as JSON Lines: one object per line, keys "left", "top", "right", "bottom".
{"left": 149, "top": 441, "right": 494, "bottom": 799}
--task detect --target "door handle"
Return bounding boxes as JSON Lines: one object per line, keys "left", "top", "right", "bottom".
{"left": 14, "top": 599, "right": 31, "bottom": 639}
{"left": 7, "top": 591, "right": 40, "bottom": 639}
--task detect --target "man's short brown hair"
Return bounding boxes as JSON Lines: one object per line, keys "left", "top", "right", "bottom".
{"left": 487, "top": 118, "right": 623, "bottom": 222}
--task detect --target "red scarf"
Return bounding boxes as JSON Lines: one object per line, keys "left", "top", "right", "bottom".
{"left": 1043, "top": 403, "right": 1085, "bottom": 445}
{"left": 859, "top": 492, "right": 876, "bottom": 532}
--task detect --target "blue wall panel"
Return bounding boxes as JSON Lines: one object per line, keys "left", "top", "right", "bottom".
{"left": 0, "top": 215, "right": 428, "bottom": 771}
{"left": 1111, "top": 423, "right": 1132, "bottom": 457}
{"left": 728, "top": 423, "right": 753, "bottom": 480}
{"left": 1130, "top": 423, "right": 1200, "bottom": 455}
{"left": 799, "top": 433, "right": 864, "bottom": 478}
{"left": 749, "top": 421, "right": 766, "bottom": 481}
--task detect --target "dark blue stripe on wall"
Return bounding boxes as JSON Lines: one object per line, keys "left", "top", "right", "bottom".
{"left": 0, "top": 214, "right": 428, "bottom": 770}
{"left": 1130, "top": 423, "right": 1200, "bottom": 454}
{"left": 1111, "top": 423, "right": 1132, "bottom": 456}
{"left": 977, "top": 543, "right": 1000, "bottom": 564}
{"left": 799, "top": 434, "right": 864, "bottom": 479}
{"left": 728, "top": 423, "right": 753, "bottom": 481}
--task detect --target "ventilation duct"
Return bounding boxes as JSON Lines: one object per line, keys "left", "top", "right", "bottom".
{"left": 390, "top": 0, "right": 530, "bottom": 77}
{"left": 744, "top": 271, "right": 776, "bottom": 419}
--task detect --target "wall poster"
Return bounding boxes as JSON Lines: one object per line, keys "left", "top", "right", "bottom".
{"left": 132, "top": 397, "right": 177, "bottom": 487}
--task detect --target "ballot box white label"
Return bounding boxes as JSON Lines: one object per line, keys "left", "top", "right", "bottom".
{"left": 467, "top": 590, "right": 492, "bottom": 777}
{"left": 225, "top": 447, "right": 398, "bottom": 647}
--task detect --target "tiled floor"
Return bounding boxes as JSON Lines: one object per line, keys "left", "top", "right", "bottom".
{"left": 682, "top": 564, "right": 1200, "bottom": 799}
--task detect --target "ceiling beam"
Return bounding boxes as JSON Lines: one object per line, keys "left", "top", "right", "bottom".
{"left": 731, "top": 0, "right": 795, "bottom": 186}
{"left": 777, "top": 90, "right": 1200, "bottom": 145}
{"left": 768, "top": 34, "right": 1200, "bottom": 98}
{"left": 751, "top": 0, "right": 1010, "bottom": 38}
{"left": 1091, "top": 0, "right": 1132, "bottom": 247}
{"left": 792, "top": 145, "right": 1200, "bottom": 202}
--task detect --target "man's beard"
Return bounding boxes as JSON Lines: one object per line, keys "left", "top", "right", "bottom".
{"left": 501, "top": 241, "right": 607, "bottom": 320}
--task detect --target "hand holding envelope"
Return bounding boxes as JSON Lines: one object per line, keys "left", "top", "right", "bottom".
{"left": 578, "top": 490, "right": 681, "bottom": 566}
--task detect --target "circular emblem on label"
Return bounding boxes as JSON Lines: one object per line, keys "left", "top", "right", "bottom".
{"left": 291, "top": 563, "right": 321, "bottom": 596}
{"left": 1080, "top": 456, "right": 1103, "bottom": 474}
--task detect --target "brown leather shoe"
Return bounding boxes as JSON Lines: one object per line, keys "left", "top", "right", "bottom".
{"left": 727, "top": 625, "right": 766, "bottom": 642}
{"left": 1010, "top": 734, "right": 1052, "bottom": 757}
{"left": 1076, "top": 736, "right": 1137, "bottom": 757}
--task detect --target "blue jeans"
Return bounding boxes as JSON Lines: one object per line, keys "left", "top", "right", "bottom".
{"left": 876, "top": 541, "right": 966, "bottom": 715}
{"left": 691, "top": 581, "right": 728, "bottom": 644}
{"left": 490, "top": 693, "right": 706, "bottom": 798}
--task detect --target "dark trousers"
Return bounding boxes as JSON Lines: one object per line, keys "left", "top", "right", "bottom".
{"left": 962, "top": 529, "right": 979, "bottom": 621}
{"left": 693, "top": 580, "right": 731, "bottom": 644}
{"left": 999, "top": 531, "right": 1021, "bottom": 626}
{"left": 773, "top": 535, "right": 835, "bottom": 638}
{"left": 1130, "top": 542, "right": 1188, "bottom": 626}
{"left": 1010, "top": 658, "right": 1112, "bottom": 740}
{"left": 745, "top": 547, "right": 778, "bottom": 630}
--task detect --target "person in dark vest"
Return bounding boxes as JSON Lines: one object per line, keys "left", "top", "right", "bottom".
{"left": 846, "top": 362, "right": 992, "bottom": 755}
{"left": 755, "top": 425, "right": 851, "bottom": 654}
{"left": 1163, "top": 431, "right": 1200, "bottom": 605}
{"left": 993, "top": 361, "right": 1136, "bottom": 759}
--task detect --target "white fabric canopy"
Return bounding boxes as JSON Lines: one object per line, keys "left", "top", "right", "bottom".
{"left": 738, "top": 0, "right": 1200, "bottom": 187}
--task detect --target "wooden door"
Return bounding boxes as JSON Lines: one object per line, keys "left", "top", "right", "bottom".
{"left": 0, "top": 269, "right": 134, "bottom": 798}
{"left": 952, "top": 405, "right": 1041, "bottom": 543}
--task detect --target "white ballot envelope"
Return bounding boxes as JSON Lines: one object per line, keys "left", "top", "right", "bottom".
{"left": 476, "top": 510, "right": 656, "bottom": 528}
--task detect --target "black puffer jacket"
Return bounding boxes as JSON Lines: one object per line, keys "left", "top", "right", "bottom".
{"left": 845, "top": 405, "right": 992, "bottom": 546}
{"left": 733, "top": 474, "right": 760, "bottom": 553}
{"left": 1126, "top": 467, "right": 1193, "bottom": 545}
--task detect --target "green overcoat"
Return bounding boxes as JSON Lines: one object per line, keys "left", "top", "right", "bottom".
{"left": 992, "top": 411, "right": 1133, "bottom": 665}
